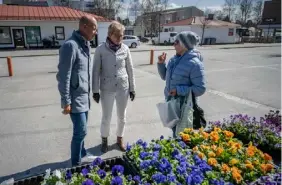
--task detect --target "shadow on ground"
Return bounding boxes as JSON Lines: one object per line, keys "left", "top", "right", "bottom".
{"left": 0, "top": 144, "right": 109, "bottom": 183}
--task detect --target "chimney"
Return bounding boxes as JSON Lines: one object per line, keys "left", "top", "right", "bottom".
{"left": 207, "top": 14, "right": 214, "bottom": 20}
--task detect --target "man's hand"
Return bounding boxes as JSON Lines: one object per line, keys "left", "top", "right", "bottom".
{"left": 93, "top": 93, "right": 100, "bottom": 103}
{"left": 158, "top": 52, "right": 167, "bottom": 64}
{"left": 129, "top": 91, "right": 135, "bottom": 101}
{"left": 169, "top": 89, "right": 177, "bottom": 96}
{"left": 63, "top": 105, "right": 71, "bottom": 115}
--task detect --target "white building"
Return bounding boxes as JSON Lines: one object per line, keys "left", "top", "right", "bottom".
{"left": 0, "top": 4, "right": 111, "bottom": 49}
{"left": 162, "top": 16, "right": 242, "bottom": 44}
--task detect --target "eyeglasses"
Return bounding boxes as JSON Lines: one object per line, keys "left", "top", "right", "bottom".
{"left": 113, "top": 32, "right": 124, "bottom": 38}
{"left": 174, "top": 40, "right": 179, "bottom": 45}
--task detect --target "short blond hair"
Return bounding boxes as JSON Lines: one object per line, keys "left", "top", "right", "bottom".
{"left": 108, "top": 21, "right": 125, "bottom": 37}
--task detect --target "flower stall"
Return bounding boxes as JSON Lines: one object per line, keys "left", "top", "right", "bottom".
{"left": 9, "top": 110, "right": 281, "bottom": 185}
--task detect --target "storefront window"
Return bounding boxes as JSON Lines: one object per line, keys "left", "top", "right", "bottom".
{"left": 25, "top": 26, "right": 41, "bottom": 44}
{"left": 55, "top": 26, "right": 65, "bottom": 40}
{"left": 0, "top": 27, "right": 12, "bottom": 44}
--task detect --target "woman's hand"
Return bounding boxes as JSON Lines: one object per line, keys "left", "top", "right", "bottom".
{"left": 169, "top": 89, "right": 177, "bottom": 96}
{"left": 158, "top": 52, "right": 167, "bottom": 64}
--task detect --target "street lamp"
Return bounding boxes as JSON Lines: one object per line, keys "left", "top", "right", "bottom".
{"left": 158, "top": 13, "right": 161, "bottom": 45}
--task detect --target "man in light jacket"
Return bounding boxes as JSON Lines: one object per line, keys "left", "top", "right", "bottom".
{"left": 92, "top": 21, "right": 136, "bottom": 153}
{"left": 56, "top": 15, "right": 97, "bottom": 166}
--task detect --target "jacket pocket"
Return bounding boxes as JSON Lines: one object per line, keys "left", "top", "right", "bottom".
{"left": 77, "top": 74, "right": 89, "bottom": 93}
{"left": 71, "top": 73, "right": 79, "bottom": 90}
{"left": 118, "top": 75, "right": 129, "bottom": 89}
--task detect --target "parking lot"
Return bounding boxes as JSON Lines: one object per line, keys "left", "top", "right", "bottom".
{"left": 0, "top": 44, "right": 281, "bottom": 182}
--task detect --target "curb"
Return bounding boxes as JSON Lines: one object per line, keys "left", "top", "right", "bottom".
{"left": 0, "top": 44, "right": 279, "bottom": 59}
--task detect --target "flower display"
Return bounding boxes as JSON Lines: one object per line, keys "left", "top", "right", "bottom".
{"left": 248, "top": 172, "right": 282, "bottom": 185}
{"left": 41, "top": 157, "right": 140, "bottom": 185}
{"left": 126, "top": 136, "right": 230, "bottom": 185}
{"left": 32, "top": 112, "right": 281, "bottom": 185}
{"left": 209, "top": 111, "right": 281, "bottom": 151}
{"left": 180, "top": 128, "right": 279, "bottom": 184}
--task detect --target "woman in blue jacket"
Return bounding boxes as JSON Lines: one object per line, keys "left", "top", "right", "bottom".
{"left": 157, "top": 31, "right": 206, "bottom": 138}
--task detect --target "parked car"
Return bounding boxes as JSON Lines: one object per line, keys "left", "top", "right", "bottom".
{"left": 151, "top": 32, "right": 177, "bottom": 45}
{"left": 137, "top": 36, "right": 150, "bottom": 43}
{"left": 123, "top": 35, "right": 140, "bottom": 48}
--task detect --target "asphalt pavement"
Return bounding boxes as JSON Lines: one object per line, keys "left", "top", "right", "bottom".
{"left": 0, "top": 45, "right": 281, "bottom": 182}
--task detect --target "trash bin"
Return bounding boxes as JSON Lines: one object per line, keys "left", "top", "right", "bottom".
{"left": 210, "top": 38, "right": 216, "bottom": 45}
{"left": 204, "top": 38, "right": 211, "bottom": 45}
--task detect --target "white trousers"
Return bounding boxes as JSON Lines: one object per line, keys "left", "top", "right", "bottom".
{"left": 100, "top": 89, "right": 129, "bottom": 138}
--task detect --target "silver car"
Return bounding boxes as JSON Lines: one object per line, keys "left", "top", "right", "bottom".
{"left": 122, "top": 35, "right": 140, "bottom": 48}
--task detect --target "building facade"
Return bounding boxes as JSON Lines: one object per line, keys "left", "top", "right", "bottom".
{"left": 0, "top": 5, "right": 111, "bottom": 49}
{"left": 258, "top": 0, "right": 281, "bottom": 37}
{"left": 162, "top": 16, "right": 241, "bottom": 44}
{"left": 135, "top": 6, "right": 204, "bottom": 37}
{"left": 3, "top": 0, "right": 49, "bottom": 6}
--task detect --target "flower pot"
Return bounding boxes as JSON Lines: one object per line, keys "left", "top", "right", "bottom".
{"left": 13, "top": 157, "right": 137, "bottom": 185}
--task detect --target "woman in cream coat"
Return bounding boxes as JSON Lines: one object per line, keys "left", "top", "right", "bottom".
{"left": 92, "top": 21, "right": 136, "bottom": 153}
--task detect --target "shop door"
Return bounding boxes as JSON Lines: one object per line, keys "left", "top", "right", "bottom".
{"left": 13, "top": 29, "right": 25, "bottom": 47}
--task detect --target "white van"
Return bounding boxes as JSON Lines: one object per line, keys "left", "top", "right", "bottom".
{"left": 151, "top": 32, "right": 178, "bottom": 45}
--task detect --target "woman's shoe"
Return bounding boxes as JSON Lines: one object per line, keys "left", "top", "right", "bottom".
{"left": 101, "top": 137, "right": 108, "bottom": 153}
{"left": 117, "top": 136, "right": 126, "bottom": 152}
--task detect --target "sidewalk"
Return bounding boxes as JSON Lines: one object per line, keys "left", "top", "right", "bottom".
{"left": 0, "top": 43, "right": 280, "bottom": 58}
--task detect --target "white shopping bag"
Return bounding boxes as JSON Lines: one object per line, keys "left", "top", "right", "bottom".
{"left": 175, "top": 90, "right": 194, "bottom": 136}
{"left": 0, "top": 178, "right": 14, "bottom": 185}
{"left": 156, "top": 98, "right": 181, "bottom": 128}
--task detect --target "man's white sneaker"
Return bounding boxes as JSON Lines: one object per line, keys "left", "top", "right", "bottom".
{"left": 81, "top": 155, "right": 97, "bottom": 164}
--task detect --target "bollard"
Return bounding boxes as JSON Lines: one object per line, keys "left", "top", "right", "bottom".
{"left": 7, "top": 56, "right": 13, "bottom": 77}
{"left": 150, "top": 49, "right": 154, "bottom": 65}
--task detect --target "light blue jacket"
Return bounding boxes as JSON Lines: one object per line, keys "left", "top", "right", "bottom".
{"left": 157, "top": 49, "right": 206, "bottom": 100}
{"left": 56, "top": 31, "right": 92, "bottom": 113}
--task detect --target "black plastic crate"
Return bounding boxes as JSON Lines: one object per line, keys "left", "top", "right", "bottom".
{"left": 123, "top": 154, "right": 142, "bottom": 179}
{"left": 13, "top": 156, "right": 136, "bottom": 185}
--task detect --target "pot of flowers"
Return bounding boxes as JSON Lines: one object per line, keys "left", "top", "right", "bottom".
{"left": 13, "top": 157, "right": 140, "bottom": 185}
{"left": 125, "top": 136, "right": 231, "bottom": 185}
{"left": 209, "top": 111, "right": 281, "bottom": 164}
{"left": 180, "top": 127, "right": 281, "bottom": 184}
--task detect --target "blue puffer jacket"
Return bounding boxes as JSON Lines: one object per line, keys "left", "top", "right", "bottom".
{"left": 157, "top": 49, "right": 206, "bottom": 100}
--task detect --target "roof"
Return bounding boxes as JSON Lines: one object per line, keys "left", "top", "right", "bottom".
{"left": 0, "top": 5, "right": 111, "bottom": 22}
{"left": 143, "top": 6, "right": 203, "bottom": 15}
{"left": 163, "top": 16, "right": 241, "bottom": 28}
{"left": 162, "top": 17, "right": 194, "bottom": 26}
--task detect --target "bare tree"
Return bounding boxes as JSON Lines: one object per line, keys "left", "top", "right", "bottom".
{"left": 252, "top": 0, "right": 263, "bottom": 26}
{"left": 204, "top": 8, "right": 226, "bottom": 20}
{"left": 129, "top": 0, "right": 142, "bottom": 22}
{"left": 139, "top": 0, "right": 168, "bottom": 36}
{"left": 223, "top": 0, "right": 237, "bottom": 21}
{"left": 199, "top": 17, "right": 212, "bottom": 45}
{"left": 89, "top": 0, "right": 124, "bottom": 20}
{"left": 237, "top": 0, "right": 254, "bottom": 25}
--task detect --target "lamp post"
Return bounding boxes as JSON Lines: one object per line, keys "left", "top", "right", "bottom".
{"left": 158, "top": 12, "right": 161, "bottom": 45}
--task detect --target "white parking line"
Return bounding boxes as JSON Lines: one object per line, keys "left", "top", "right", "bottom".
{"left": 207, "top": 89, "right": 278, "bottom": 110}
{"left": 135, "top": 68, "right": 280, "bottom": 110}
{"left": 206, "top": 64, "right": 281, "bottom": 73}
